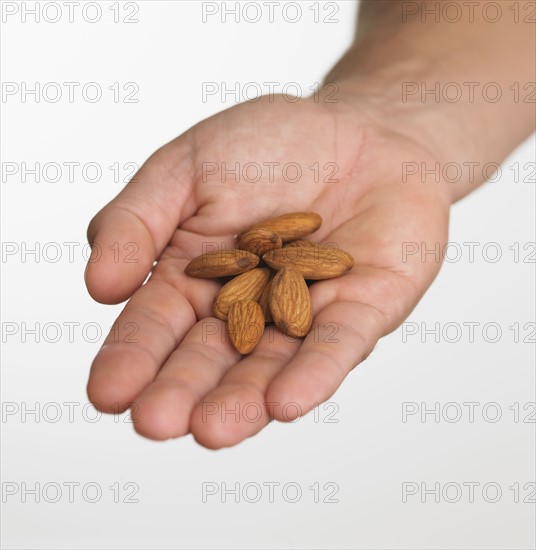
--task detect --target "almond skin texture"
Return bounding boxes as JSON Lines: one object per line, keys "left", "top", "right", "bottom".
{"left": 213, "top": 268, "right": 271, "bottom": 321}
{"left": 237, "top": 228, "right": 282, "bottom": 257}
{"left": 258, "top": 275, "right": 274, "bottom": 323}
{"left": 227, "top": 301, "right": 265, "bottom": 354}
{"left": 237, "top": 212, "right": 322, "bottom": 243}
{"left": 269, "top": 268, "right": 312, "bottom": 338}
{"left": 264, "top": 244, "right": 354, "bottom": 280}
{"left": 285, "top": 239, "right": 316, "bottom": 248}
{"left": 185, "top": 250, "right": 259, "bottom": 278}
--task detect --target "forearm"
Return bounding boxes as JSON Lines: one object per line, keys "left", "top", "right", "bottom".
{"left": 325, "top": 0, "right": 536, "bottom": 201}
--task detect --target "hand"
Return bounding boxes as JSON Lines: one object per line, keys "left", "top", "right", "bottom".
{"left": 85, "top": 94, "right": 451, "bottom": 448}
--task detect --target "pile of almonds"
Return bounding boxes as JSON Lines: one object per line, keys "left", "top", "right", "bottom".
{"left": 185, "top": 212, "right": 354, "bottom": 354}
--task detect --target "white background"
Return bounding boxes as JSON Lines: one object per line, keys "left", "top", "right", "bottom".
{"left": 1, "top": 1, "right": 535, "bottom": 548}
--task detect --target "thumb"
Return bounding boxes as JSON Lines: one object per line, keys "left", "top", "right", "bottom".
{"left": 85, "top": 136, "right": 195, "bottom": 304}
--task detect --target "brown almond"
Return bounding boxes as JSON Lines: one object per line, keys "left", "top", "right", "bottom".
{"left": 285, "top": 239, "right": 316, "bottom": 248}
{"left": 185, "top": 249, "right": 259, "bottom": 278}
{"left": 264, "top": 244, "right": 354, "bottom": 280}
{"left": 257, "top": 274, "right": 274, "bottom": 323}
{"left": 228, "top": 300, "right": 265, "bottom": 354}
{"left": 237, "top": 212, "right": 322, "bottom": 243}
{"left": 237, "top": 228, "right": 282, "bottom": 257}
{"left": 269, "top": 268, "right": 312, "bottom": 338}
{"left": 213, "top": 268, "right": 271, "bottom": 321}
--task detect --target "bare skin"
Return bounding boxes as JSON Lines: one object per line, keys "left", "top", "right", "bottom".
{"left": 85, "top": 1, "right": 535, "bottom": 448}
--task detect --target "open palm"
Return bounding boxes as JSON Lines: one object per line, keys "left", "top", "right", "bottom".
{"left": 86, "top": 96, "right": 450, "bottom": 448}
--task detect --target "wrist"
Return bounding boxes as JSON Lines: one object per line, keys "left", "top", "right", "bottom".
{"left": 308, "top": 77, "right": 456, "bottom": 207}
{"left": 321, "top": 4, "right": 535, "bottom": 201}
{"left": 321, "top": 64, "right": 519, "bottom": 203}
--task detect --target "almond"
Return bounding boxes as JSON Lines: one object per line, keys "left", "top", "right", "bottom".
{"left": 213, "top": 268, "right": 271, "bottom": 321}
{"left": 258, "top": 274, "right": 274, "bottom": 323}
{"left": 269, "top": 268, "right": 312, "bottom": 338}
{"left": 264, "top": 243, "right": 354, "bottom": 280}
{"left": 227, "top": 300, "right": 265, "bottom": 354}
{"left": 285, "top": 239, "right": 316, "bottom": 248}
{"left": 237, "top": 212, "right": 322, "bottom": 243}
{"left": 185, "top": 249, "right": 259, "bottom": 278}
{"left": 237, "top": 228, "right": 282, "bottom": 257}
